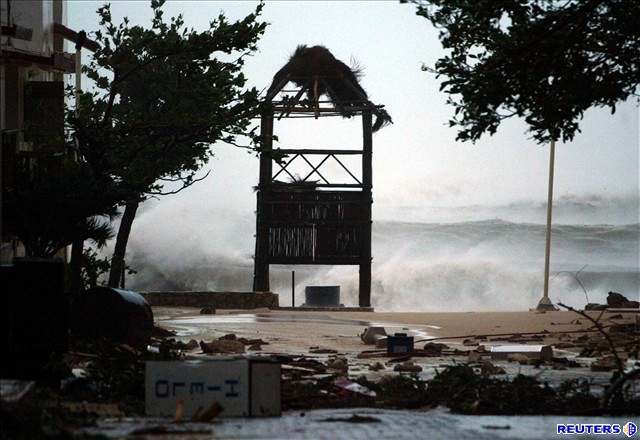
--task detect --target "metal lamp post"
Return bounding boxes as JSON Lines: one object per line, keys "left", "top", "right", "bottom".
{"left": 536, "top": 137, "right": 558, "bottom": 311}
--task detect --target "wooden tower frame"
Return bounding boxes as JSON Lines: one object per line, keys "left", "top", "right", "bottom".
{"left": 253, "top": 77, "right": 383, "bottom": 307}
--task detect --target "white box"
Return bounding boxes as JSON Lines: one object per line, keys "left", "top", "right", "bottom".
{"left": 145, "top": 358, "right": 280, "bottom": 418}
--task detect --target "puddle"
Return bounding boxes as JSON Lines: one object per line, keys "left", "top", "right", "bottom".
{"left": 166, "top": 313, "right": 372, "bottom": 327}
{"left": 162, "top": 313, "right": 436, "bottom": 340}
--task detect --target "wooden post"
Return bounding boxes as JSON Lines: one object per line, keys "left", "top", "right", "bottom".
{"left": 291, "top": 270, "right": 295, "bottom": 307}
{"left": 253, "top": 111, "right": 273, "bottom": 292}
{"left": 359, "top": 110, "right": 373, "bottom": 307}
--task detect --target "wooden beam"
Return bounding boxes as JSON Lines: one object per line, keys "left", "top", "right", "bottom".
{"left": 53, "top": 23, "right": 100, "bottom": 52}
{"left": 359, "top": 110, "right": 373, "bottom": 308}
{"left": 253, "top": 111, "right": 274, "bottom": 292}
{"left": 275, "top": 149, "right": 362, "bottom": 155}
{"left": 269, "top": 257, "right": 362, "bottom": 265}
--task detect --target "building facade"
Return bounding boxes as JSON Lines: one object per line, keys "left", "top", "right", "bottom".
{"left": 1, "top": 0, "right": 81, "bottom": 262}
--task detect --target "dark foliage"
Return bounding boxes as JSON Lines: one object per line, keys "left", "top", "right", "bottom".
{"left": 406, "top": 0, "right": 640, "bottom": 143}
{"left": 2, "top": 157, "right": 120, "bottom": 258}
{"left": 426, "top": 365, "right": 600, "bottom": 415}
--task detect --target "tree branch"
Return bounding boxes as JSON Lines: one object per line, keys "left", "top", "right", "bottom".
{"left": 557, "top": 302, "right": 624, "bottom": 374}
{"left": 146, "top": 170, "right": 211, "bottom": 196}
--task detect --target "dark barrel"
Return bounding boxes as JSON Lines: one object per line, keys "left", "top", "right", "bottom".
{"left": 71, "top": 287, "right": 153, "bottom": 347}
{"left": 304, "top": 285, "right": 341, "bottom": 307}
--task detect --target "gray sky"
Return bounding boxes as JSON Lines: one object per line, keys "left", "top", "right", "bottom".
{"left": 68, "top": 0, "right": 639, "bottom": 222}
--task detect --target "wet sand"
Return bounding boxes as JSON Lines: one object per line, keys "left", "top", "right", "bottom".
{"left": 154, "top": 307, "right": 635, "bottom": 353}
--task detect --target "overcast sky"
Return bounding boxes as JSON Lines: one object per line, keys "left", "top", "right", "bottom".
{"left": 68, "top": 0, "right": 639, "bottom": 223}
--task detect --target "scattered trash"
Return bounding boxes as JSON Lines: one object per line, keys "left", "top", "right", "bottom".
{"left": 319, "top": 414, "right": 381, "bottom": 423}
{"left": 585, "top": 303, "right": 609, "bottom": 311}
{"left": 489, "top": 345, "right": 553, "bottom": 361}
{"left": 152, "top": 325, "right": 176, "bottom": 338}
{"left": 387, "top": 333, "right": 414, "bottom": 355}
{"left": 200, "top": 339, "right": 245, "bottom": 354}
{"left": 309, "top": 348, "right": 339, "bottom": 354}
{"left": 479, "top": 360, "right": 506, "bottom": 375}
{"left": 129, "top": 425, "right": 212, "bottom": 436}
{"left": 423, "top": 342, "right": 448, "bottom": 355}
{"left": 61, "top": 402, "right": 124, "bottom": 417}
{"left": 334, "top": 379, "right": 377, "bottom": 397}
{"left": 468, "top": 349, "right": 491, "bottom": 363}
{"left": 586, "top": 292, "right": 639, "bottom": 310}
{"left": 393, "top": 361, "right": 422, "bottom": 373}
{"left": 361, "top": 326, "right": 387, "bottom": 345}
{"left": 190, "top": 401, "right": 223, "bottom": 422}
{"left": 368, "top": 362, "right": 385, "bottom": 371}
{"left": 327, "top": 357, "right": 348, "bottom": 372}
{"left": 506, "top": 353, "right": 532, "bottom": 364}
{"left": 590, "top": 355, "right": 619, "bottom": 372}
{"left": 607, "top": 291, "right": 639, "bottom": 308}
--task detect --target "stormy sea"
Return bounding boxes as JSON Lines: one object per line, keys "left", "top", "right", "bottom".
{"left": 124, "top": 194, "right": 639, "bottom": 312}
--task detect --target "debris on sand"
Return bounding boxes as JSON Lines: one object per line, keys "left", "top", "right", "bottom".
{"left": 368, "top": 362, "right": 385, "bottom": 371}
{"left": 334, "top": 379, "right": 376, "bottom": 397}
{"left": 190, "top": 402, "right": 223, "bottom": 422}
{"left": 607, "top": 292, "right": 640, "bottom": 308}
{"left": 310, "top": 347, "right": 339, "bottom": 354}
{"left": 586, "top": 292, "right": 639, "bottom": 310}
{"left": 361, "top": 326, "right": 387, "bottom": 345}
{"left": 199, "top": 339, "right": 245, "bottom": 354}
{"left": 490, "top": 345, "right": 553, "bottom": 361}
{"left": 590, "top": 355, "right": 620, "bottom": 372}
{"left": 199, "top": 307, "right": 216, "bottom": 315}
{"left": 327, "top": 357, "right": 348, "bottom": 373}
{"left": 319, "top": 414, "right": 381, "bottom": 423}
{"left": 479, "top": 360, "right": 506, "bottom": 376}
{"left": 393, "top": 361, "right": 422, "bottom": 373}
{"left": 423, "top": 342, "right": 449, "bottom": 355}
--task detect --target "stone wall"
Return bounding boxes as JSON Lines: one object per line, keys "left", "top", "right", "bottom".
{"left": 140, "top": 291, "right": 279, "bottom": 309}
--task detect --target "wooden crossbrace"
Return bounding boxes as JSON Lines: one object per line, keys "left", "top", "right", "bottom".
{"left": 279, "top": 82, "right": 309, "bottom": 120}
{"left": 331, "top": 154, "right": 362, "bottom": 185}
{"left": 272, "top": 153, "right": 299, "bottom": 181}
{"left": 300, "top": 153, "right": 331, "bottom": 184}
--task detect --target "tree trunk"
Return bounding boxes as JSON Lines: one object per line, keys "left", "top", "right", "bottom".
{"left": 69, "top": 238, "right": 84, "bottom": 294}
{"left": 108, "top": 201, "right": 139, "bottom": 288}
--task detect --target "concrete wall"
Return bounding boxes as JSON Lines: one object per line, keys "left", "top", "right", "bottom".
{"left": 141, "top": 291, "right": 279, "bottom": 309}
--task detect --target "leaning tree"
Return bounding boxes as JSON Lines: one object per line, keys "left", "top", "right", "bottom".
{"left": 69, "top": 0, "right": 267, "bottom": 287}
